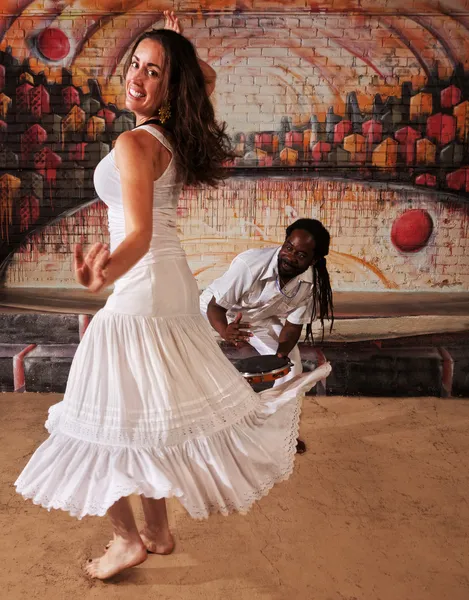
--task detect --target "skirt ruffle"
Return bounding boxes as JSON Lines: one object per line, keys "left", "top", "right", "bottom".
{"left": 15, "top": 308, "right": 331, "bottom": 519}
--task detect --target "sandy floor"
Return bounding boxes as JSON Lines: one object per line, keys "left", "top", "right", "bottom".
{"left": 1, "top": 393, "right": 469, "bottom": 600}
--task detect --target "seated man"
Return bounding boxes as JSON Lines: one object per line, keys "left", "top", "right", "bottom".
{"left": 200, "top": 218, "right": 334, "bottom": 453}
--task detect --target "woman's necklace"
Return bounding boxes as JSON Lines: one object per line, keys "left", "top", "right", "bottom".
{"left": 276, "top": 275, "right": 301, "bottom": 299}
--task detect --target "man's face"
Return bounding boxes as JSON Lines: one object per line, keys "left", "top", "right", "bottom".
{"left": 278, "top": 229, "right": 316, "bottom": 279}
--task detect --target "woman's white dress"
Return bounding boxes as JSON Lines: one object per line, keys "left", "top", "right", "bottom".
{"left": 15, "top": 126, "right": 331, "bottom": 520}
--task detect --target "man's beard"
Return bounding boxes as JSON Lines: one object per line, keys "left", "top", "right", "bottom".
{"left": 278, "top": 258, "right": 302, "bottom": 279}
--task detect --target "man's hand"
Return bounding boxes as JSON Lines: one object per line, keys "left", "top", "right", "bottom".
{"left": 74, "top": 243, "right": 110, "bottom": 293}
{"left": 223, "top": 312, "right": 252, "bottom": 345}
{"left": 163, "top": 10, "right": 183, "bottom": 34}
{"left": 276, "top": 321, "right": 303, "bottom": 359}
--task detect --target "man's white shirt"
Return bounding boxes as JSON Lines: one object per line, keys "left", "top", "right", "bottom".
{"left": 199, "top": 246, "right": 314, "bottom": 325}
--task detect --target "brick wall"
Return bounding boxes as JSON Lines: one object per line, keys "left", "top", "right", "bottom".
{"left": 5, "top": 178, "right": 469, "bottom": 291}
{"left": 0, "top": 3, "right": 468, "bottom": 294}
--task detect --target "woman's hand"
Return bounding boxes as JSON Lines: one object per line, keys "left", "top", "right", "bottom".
{"left": 163, "top": 10, "right": 183, "bottom": 35}
{"left": 163, "top": 9, "right": 216, "bottom": 95}
{"left": 74, "top": 243, "right": 110, "bottom": 293}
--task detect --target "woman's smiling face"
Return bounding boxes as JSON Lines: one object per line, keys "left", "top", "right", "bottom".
{"left": 125, "top": 38, "right": 167, "bottom": 121}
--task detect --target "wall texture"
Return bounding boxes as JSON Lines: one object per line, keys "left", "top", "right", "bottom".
{"left": 0, "top": 1, "right": 468, "bottom": 292}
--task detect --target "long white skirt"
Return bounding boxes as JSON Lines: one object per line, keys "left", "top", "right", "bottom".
{"left": 15, "top": 257, "right": 331, "bottom": 520}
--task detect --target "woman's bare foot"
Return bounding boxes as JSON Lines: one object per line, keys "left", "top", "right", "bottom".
{"left": 85, "top": 536, "right": 147, "bottom": 580}
{"left": 105, "top": 528, "right": 174, "bottom": 555}
{"left": 104, "top": 532, "right": 117, "bottom": 551}
{"left": 139, "top": 525, "right": 175, "bottom": 554}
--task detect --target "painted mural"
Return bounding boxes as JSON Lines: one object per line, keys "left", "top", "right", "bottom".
{"left": 0, "top": 1, "right": 468, "bottom": 292}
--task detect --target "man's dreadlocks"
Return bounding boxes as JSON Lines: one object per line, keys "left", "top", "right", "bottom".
{"left": 285, "top": 219, "right": 334, "bottom": 343}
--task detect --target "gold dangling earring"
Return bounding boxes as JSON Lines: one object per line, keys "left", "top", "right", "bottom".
{"left": 157, "top": 101, "right": 171, "bottom": 125}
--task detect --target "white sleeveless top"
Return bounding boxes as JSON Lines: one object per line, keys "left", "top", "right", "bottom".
{"left": 93, "top": 125, "right": 185, "bottom": 268}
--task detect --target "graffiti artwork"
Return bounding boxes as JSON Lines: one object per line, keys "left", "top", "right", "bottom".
{"left": 0, "top": 1, "right": 468, "bottom": 292}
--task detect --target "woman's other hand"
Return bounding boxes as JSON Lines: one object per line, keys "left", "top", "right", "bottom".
{"left": 163, "top": 10, "right": 183, "bottom": 35}
{"left": 74, "top": 243, "right": 110, "bottom": 293}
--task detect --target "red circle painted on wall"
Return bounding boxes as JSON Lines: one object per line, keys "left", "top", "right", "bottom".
{"left": 391, "top": 209, "right": 433, "bottom": 252}
{"left": 36, "top": 28, "right": 70, "bottom": 62}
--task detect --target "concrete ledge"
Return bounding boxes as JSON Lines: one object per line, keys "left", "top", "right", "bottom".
{"left": 16, "top": 342, "right": 456, "bottom": 398}
{"left": 0, "top": 312, "right": 466, "bottom": 397}
{"left": 24, "top": 345, "right": 77, "bottom": 393}
{"left": 2, "top": 288, "right": 469, "bottom": 317}
{"left": 0, "top": 314, "right": 81, "bottom": 344}
{"left": 323, "top": 347, "right": 444, "bottom": 397}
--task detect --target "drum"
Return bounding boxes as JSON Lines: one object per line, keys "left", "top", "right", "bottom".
{"left": 233, "top": 355, "right": 292, "bottom": 385}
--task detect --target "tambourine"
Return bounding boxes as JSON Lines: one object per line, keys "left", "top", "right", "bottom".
{"left": 233, "top": 355, "right": 292, "bottom": 385}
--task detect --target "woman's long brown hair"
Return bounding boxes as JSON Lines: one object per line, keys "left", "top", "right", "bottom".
{"left": 124, "top": 29, "right": 232, "bottom": 187}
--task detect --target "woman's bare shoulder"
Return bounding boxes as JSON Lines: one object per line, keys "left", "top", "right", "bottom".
{"left": 115, "top": 128, "right": 164, "bottom": 159}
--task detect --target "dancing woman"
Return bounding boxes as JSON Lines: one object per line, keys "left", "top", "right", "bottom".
{"left": 15, "top": 12, "right": 331, "bottom": 580}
